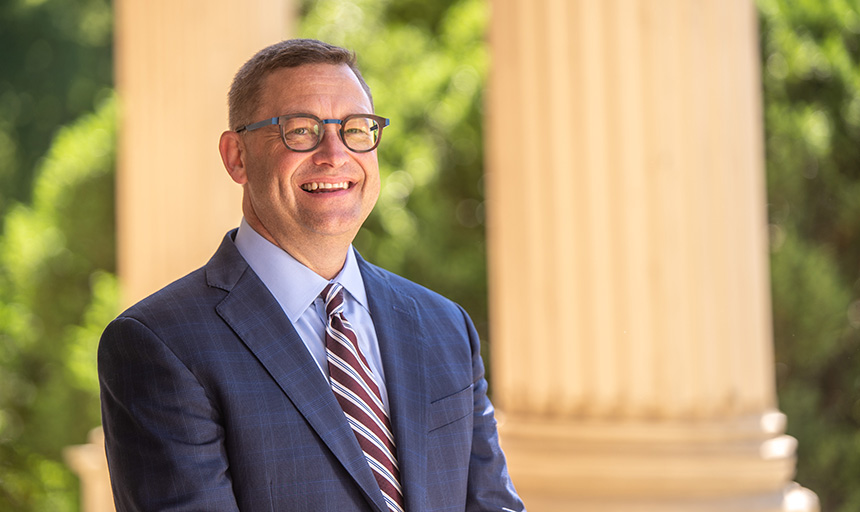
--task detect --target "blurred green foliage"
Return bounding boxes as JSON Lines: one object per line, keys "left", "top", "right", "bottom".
{"left": 0, "top": 2, "right": 114, "bottom": 508}
{"left": 0, "top": 0, "right": 113, "bottom": 218}
{"left": 759, "top": 0, "right": 860, "bottom": 510}
{"left": 0, "top": 96, "right": 117, "bottom": 510}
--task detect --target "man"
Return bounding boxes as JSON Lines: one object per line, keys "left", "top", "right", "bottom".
{"left": 99, "top": 38, "right": 524, "bottom": 512}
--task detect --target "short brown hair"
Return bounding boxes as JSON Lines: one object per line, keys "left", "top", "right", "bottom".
{"left": 227, "top": 38, "right": 373, "bottom": 131}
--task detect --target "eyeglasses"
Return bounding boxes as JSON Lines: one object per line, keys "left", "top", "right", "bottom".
{"left": 235, "top": 113, "right": 390, "bottom": 153}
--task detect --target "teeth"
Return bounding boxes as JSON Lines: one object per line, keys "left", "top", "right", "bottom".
{"left": 301, "top": 182, "right": 349, "bottom": 192}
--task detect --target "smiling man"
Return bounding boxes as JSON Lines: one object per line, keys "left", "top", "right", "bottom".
{"left": 98, "top": 39, "right": 524, "bottom": 512}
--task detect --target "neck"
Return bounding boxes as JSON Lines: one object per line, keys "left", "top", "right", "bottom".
{"left": 244, "top": 217, "right": 351, "bottom": 281}
{"left": 283, "top": 240, "right": 350, "bottom": 281}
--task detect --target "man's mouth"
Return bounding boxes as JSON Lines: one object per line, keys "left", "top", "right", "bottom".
{"left": 300, "top": 181, "right": 351, "bottom": 193}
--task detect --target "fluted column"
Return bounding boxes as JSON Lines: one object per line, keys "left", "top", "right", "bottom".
{"left": 485, "top": 1, "right": 817, "bottom": 510}
{"left": 115, "top": 0, "right": 293, "bottom": 306}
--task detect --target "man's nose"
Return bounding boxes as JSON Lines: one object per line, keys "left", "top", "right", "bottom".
{"left": 311, "top": 124, "right": 350, "bottom": 167}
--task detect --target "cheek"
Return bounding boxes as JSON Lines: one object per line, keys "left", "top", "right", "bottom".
{"left": 362, "top": 157, "right": 381, "bottom": 187}
{"left": 365, "top": 168, "right": 381, "bottom": 201}
{"left": 250, "top": 154, "right": 300, "bottom": 189}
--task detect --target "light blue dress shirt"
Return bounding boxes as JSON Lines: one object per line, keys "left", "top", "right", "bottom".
{"left": 234, "top": 218, "right": 390, "bottom": 412}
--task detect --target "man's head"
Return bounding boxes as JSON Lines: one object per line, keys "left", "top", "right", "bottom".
{"left": 227, "top": 38, "right": 374, "bottom": 131}
{"left": 219, "top": 39, "right": 384, "bottom": 278}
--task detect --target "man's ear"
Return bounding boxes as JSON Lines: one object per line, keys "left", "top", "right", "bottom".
{"left": 219, "top": 131, "right": 247, "bottom": 185}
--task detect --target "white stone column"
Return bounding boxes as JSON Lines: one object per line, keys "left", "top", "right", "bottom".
{"left": 115, "top": 0, "right": 293, "bottom": 306}
{"left": 485, "top": 1, "right": 817, "bottom": 510}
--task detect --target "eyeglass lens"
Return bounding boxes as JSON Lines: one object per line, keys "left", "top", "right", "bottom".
{"left": 281, "top": 116, "right": 381, "bottom": 152}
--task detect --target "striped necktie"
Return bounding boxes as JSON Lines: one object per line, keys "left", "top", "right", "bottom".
{"left": 322, "top": 283, "right": 405, "bottom": 512}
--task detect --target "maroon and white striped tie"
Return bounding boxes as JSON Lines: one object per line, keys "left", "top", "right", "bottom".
{"left": 322, "top": 283, "right": 405, "bottom": 512}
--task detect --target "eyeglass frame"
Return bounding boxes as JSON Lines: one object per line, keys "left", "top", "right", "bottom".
{"left": 234, "top": 113, "right": 391, "bottom": 153}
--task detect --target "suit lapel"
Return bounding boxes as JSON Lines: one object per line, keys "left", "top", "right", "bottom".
{"left": 359, "top": 257, "right": 429, "bottom": 511}
{"left": 206, "top": 234, "right": 388, "bottom": 512}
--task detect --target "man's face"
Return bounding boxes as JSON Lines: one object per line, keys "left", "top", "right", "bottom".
{"left": 231, "top": 63, "right": 380, "bottom": 253}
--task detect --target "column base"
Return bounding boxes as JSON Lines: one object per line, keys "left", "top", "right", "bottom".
{"left": 520, "top": 484, "right": 817, "bottom": 512}
{"left": 498, "top": 412, "right": 819, "bottom": 512}
{"left": 64, "top": 427, "right": 115, "bottom": 512}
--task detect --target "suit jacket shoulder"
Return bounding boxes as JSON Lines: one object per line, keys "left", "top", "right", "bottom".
{"left": 114, "top": 231, "right": 247, "bottom": 328}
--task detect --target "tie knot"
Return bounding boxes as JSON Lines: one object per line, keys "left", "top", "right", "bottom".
{"left": 321, "top": 282, "right": 345, "bottom": 316}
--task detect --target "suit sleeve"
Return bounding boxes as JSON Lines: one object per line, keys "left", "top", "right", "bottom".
{"left": 458, "top": 305, "right": 527, "bottom": 512}
{"left": 98, "top": 316, "right": 241, "bottom": 512}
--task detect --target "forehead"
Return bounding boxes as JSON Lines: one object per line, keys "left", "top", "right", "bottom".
{"left": 257, "top": 63, "right": 372, "bottom": 117}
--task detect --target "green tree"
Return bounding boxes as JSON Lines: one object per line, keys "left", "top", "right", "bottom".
{"left": 0, "top": 0, "right": 112, "bottom": 217}
{"left": 0, "top": 97, "right": 117, "bottom": 511}
{"left": 0, "top": 2, "right": 115, "bottom": 509}
{"left": 759, "top": 0, "right": 860, "bottom": 510}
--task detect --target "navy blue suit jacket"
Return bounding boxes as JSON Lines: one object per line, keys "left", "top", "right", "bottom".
{"left": 98, "top": 231, "right": 524, "bottom": 511}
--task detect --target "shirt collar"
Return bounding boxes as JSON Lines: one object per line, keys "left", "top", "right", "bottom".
{"left": 234, "top": 218, "right": 369, "bottom": 320}
{"left": 336, "top": 246, "right": 369, "bottom": 313}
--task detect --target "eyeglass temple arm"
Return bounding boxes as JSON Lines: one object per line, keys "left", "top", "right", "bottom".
{"left": 235, "top": 117, "right": 280, "bottom": 133}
